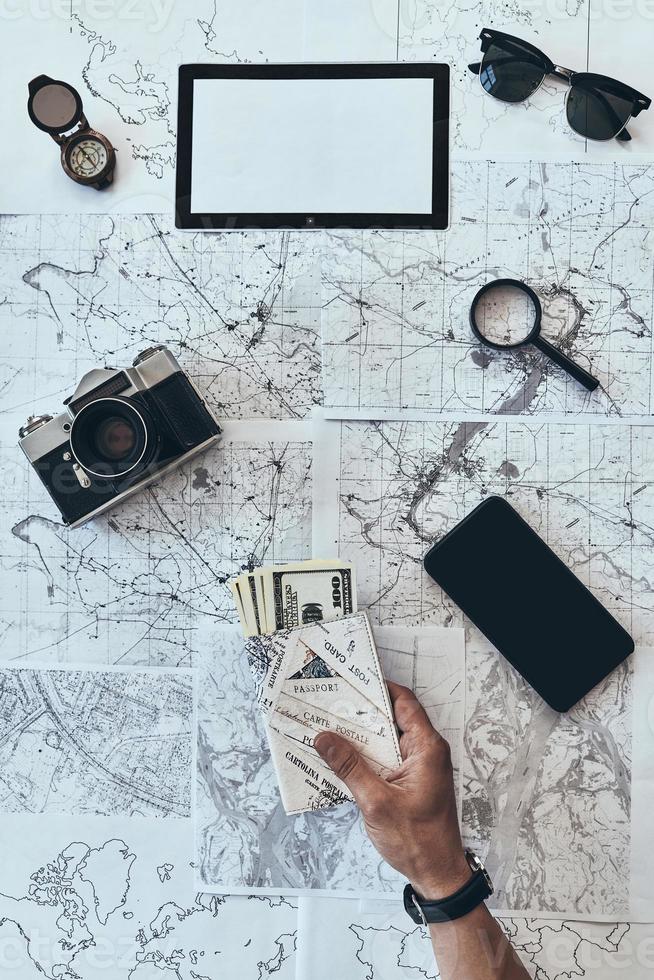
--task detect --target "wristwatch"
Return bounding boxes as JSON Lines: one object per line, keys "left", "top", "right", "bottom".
{"left": 404, "top": 850, "right": 494, "bottom": 925}
{"left": 27, "top": 75, "right": 116, "bottom": 190}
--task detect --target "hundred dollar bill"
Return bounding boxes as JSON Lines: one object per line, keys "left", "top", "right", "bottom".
{"left": 246, "top": 612, "right": 401, "bottom": 815}
{"left": 230, "top": 580, "right": 250, "bottom": 636}
{"left": 230, "top": 575, "right": 262, "bottom": 638}
{"left": 259, "top": 561, "right": 356, "bottom": 633}
{"left": 231, "top": 560, "right": 356, "bottom": 636}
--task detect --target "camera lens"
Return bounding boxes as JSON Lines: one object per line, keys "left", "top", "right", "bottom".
{"left": 70, "top": 398, "right": 153, "bottom": 479}
{"left": 94, "top": 417, "right": 137, "bottom": 461}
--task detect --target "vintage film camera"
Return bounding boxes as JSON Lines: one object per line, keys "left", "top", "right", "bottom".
{"left": 19, "top": 346, "right": 221, "bottom": 528}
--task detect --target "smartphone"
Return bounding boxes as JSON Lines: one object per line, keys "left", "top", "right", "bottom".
{"left": 423, "top": 496, "right": 634, "bottom": 712}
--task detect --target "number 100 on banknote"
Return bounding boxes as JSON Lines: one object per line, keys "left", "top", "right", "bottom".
{"left": 269, "top": 563, "right": 355, "bottom": 631}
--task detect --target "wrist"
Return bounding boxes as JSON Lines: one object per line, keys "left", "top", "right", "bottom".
{"left": 410, "top": 852, "right": 473, "bottom": 901}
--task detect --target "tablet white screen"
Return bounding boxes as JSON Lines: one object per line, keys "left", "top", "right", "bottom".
{"left": 190, "top": 77, "right": 435, "bottom": 215}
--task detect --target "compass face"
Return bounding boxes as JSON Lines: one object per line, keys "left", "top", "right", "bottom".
{"left": 66, "top": 137, "right": 108, "bottom": 178}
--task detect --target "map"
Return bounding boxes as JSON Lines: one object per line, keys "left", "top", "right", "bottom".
{"left": 0, "top": 215, "right": 321, "bottom": 420}
{"left": 0, "top": 213, "right": 316, "bottom": 666}
{"left": 313, "top": 418, "right": 654, "bottom": 915}
{"left": 374, "top": 625, "right": 465, "bottom": 806}
{"left": 0, "top": 665, "right": 194, "bottom": 818}
{"left": 297, "top": 896, "right": 654, "bottom": 980}
{"left": 195, "top": 623, "right": 464, "bottom": 895}
{"left": 464, "top": 644, "right": 631, "bottom": 917}
{"left": 321, "top": 160, "right": 654, "bottom": 421}
{"left": 398, "top": 2, "right": 652, "bottom": 160}
{"left": 313, "top": 419, "right": 654, "bottom": 645}
{"left": 5, "top": 0, "right": 652, "bottom": 213}
{"left": 0, "top": 0, "right": 651, "bottom": 965}
{"left": 0, "top": 814, "right": 297, "bottom": 980}
{"left": 1, "top": 416, "right": 312, "bottom": 667}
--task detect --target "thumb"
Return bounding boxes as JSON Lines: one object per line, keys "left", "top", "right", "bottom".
{"left": 314, "top": 731, "right": 385, "bottom": 806}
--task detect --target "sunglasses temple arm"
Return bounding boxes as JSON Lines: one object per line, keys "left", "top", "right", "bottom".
{"left": 532, "top": 335, "right": 599, "bottom": 392}
{"left": 468, "top": 62, "right": 481, "bottom": 75}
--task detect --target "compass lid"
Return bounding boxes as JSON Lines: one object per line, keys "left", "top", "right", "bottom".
{"left": 28, "top": 75, "right": 84, "bottom": 135}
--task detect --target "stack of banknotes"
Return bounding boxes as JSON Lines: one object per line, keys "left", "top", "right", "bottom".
{"left": 231, "top": 560, "right": 356, "bottom": 636}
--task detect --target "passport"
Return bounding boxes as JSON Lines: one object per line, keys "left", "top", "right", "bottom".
{"left": 246, "top": 612, "right": 402, "bottom": 815}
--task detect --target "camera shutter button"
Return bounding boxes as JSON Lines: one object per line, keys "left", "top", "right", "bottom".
{"left": 133, "top": 345, "right": 166, "bottom": 366}
{"left": 19, "top": 414, "right": 53, "bottom": 439}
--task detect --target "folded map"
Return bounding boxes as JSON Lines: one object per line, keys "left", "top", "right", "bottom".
{"left": 246, "top": 612, "right": 402, "bottom": 815}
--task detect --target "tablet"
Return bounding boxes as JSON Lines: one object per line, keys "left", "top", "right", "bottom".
{"left": 175, "top": 63, "right": 449, "bottom": 230}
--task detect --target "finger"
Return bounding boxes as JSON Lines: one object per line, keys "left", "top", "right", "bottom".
{"left": 314, "top": 731, "right": 387, "bottom": 807}
{"left": 387, "top": 682, "right": 441, "bottom": 741}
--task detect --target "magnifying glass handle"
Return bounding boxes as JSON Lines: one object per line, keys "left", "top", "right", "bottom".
{"left": 532, "top": 335, "right": 599, "bottom": 392}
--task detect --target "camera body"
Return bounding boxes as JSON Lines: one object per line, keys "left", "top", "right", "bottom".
{"left": 19, "top": 346, "right": 221, "bottom": 528}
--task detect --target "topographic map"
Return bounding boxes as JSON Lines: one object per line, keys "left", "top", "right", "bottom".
{"left": 297, "top": 896, "right": 654, "bottom": 980}
{"left": 0, "top": 215, "right": 316, "bottom": 664}
{"left": 464, "top": 644, "right": 631, "bottom": 917}
{"left": 322, "top": 160, "right": 654, "bottom": 420}
{"left": 0, "top": 815, "right": 297, "bottom": 980}
{"left": 313, "top": 418, "right": 654, "bottom": 916}
{"left": 0, "top": 424, "right": 312, "bottom": 666}
{"left": 0, "top": 215, "right": 321, "bottom": 420}
{"left": 314, "top": 419, "right": 654, "bottom": 645}
{"left": 0, "top": 665, "right": 194, "bottom": 817}
{"left": 195, "top": 623, "right": 464, "bottom": 895}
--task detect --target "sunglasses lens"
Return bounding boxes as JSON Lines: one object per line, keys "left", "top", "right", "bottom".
{"left": 480, "top": 40, "right": 546, "bottom": 103}
{"left": 566, "top": 82, "right": 633, "bottom": 139}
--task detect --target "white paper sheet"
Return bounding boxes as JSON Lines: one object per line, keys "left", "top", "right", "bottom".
{"left": 630, "top": 647, "right": 654, "bottom": 921}
{"left": 0, "top": 0, "right": 307, "bottom": 213}
{"left": 398, "top": 3, "right": 654, "bottom": 160}
{"left": 302, "top": 0, "right": 399, "bottom": 60}
{"left": 0, "top": 659, "right": 299, "bottom": 979}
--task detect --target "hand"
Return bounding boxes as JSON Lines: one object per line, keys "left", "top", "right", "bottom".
{"left": 314, "top": 682, "right": 471, "bottom": 900}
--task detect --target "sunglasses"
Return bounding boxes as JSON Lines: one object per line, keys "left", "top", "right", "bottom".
{"left": 468, "top": 28, "right": 651, "bottom": 142}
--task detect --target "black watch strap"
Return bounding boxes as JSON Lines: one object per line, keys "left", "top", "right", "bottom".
{"left": 403, "top": 852, "right": 493, "bottom": 925}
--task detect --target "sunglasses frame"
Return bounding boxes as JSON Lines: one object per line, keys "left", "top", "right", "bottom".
{"left": 469, "top": 28, "right": 651, "bottom": 142}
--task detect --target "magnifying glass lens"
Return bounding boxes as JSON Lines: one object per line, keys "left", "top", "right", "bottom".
{"left": 474, "top": 283, "right": 537, "bottom": 347}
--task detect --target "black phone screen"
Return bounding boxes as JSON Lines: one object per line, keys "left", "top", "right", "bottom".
{"left": 423, "top": 496, "right": 634, "bottom": 712}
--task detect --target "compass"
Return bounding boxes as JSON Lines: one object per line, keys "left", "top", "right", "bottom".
{"left": 28, "top": 75, "right": 116, "bottom": 190}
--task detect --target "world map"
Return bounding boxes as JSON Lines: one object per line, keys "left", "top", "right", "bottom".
{"left": 0, "top": 816, "right": 297, "bottom": 980}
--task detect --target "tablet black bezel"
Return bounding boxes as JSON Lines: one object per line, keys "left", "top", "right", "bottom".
{"left": 175, "top": 62, "right": 449, "bottom": 230}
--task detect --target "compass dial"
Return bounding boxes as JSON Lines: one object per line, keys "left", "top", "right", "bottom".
{"left": 66, "top": 137, "right": 108, "bottom": 178}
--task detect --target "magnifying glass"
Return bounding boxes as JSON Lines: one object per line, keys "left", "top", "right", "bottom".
{"left": 469, "top": 279, "right": 599, "bottom": 392}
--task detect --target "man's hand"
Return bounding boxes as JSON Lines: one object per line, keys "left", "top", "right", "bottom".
{"left": 315, "top": 681, "right": 531, "bottom": 980}
{"left": 314, "top": 681, "right": 471, "bottom": 899}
